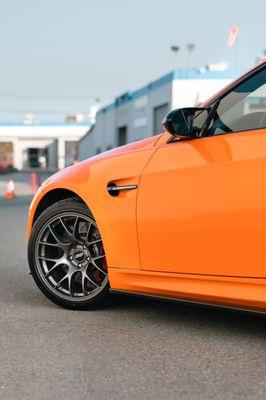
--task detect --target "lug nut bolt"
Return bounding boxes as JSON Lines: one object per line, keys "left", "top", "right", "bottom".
{"left": 70, "top": 256, "right": 73, "bottom": 260}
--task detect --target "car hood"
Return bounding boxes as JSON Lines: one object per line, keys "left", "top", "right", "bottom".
{"left": 93, "top": 133, "right": 163, "bottom": 159}
{"left": 38, "top": 134, "right": 164, "bottom": 189}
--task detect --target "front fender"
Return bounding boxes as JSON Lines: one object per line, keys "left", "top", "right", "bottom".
{"left": 28, "top": 144, "right": 157, "bottom": 269}
{"left": 27, "top": 160, "right": 92, "bottom": 237}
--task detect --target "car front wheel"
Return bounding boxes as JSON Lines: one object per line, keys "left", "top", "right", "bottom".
{"left": 28, "top": 198, "right": 111, "bottom": 310}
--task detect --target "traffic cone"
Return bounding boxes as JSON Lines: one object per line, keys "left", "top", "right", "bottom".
{"left": 31, "top": 173, "right": 37, "bottom": 194}
{"left": 5, "top": 179, "right": 15, "bottom": 199}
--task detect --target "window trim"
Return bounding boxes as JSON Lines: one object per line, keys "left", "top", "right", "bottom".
{"left": 204, "top": 62, "right": 266, "bottom": 110}
{"left": 203, "top": 63, "right": 266, "bottom": 137}
{"left": 167, "top": 62, "right": 266, "bottom": 144}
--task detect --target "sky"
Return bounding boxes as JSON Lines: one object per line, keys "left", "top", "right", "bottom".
{"left": 0, "top": 0, "right": 265, "bottom": 122}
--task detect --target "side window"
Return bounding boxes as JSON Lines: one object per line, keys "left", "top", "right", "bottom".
{"left": 207, "top": 68, "right": 266, "bottom": 135}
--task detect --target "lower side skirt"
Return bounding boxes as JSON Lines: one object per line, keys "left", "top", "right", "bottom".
{"left": 109, "top": 289, "right": 266, "bottom": 317}
{"left": 108, "top": 267, "right": 266, "bottom": 314}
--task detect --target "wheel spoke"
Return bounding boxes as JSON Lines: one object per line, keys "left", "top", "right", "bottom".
{"left": 48, "top": 225, "right": 71, "bottom": 247}
{"left": 93, "top": 255, "right": 105, "bottom": 261}
{"left": 68, "top": 272, "right": 75, "bottom": 297}
{"left": 72, "top": 216, "right": 79, "bottom": 240}
{"left": 54, "top": 273, "right": 69, "bottom": 289}
{"left": 81, "top": 273, "right": 88, "bottom": 295}
{"left": 85, "top": 271, "right": 101, "bottom": 287}
{"left": 90, "top": 259, "right": 107, "bottom": 276}
{"left": 88, "top": 239, "right": 102, "bottom": 245}
{"left": 59, "top": 218, "right": 73, "bottom": 239}
{"left": 85, "top": 222, "right": 92, "bottom": 241}
{"left": 44, "top": 260, "right": 63, "bottom": 277}
{"left": 38, "top": 255, "right": 63, "bottom": 262}
{"left": 39, "top": 241, "right": 60, "bottom": 247}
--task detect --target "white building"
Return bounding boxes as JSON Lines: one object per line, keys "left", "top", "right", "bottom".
{"left": 78, "top": 69, "right": 240, "bottom": 159}
{"left": 0, "top": 122, "right": 91, "bottom": 171}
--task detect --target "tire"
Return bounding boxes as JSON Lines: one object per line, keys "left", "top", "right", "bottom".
{"left": 28, "top": 198, "right": 112, "bottom": 310}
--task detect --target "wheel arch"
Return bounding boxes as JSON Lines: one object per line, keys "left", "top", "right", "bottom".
{"left": 32, "top": 188, "right": 86, "bottom": 225}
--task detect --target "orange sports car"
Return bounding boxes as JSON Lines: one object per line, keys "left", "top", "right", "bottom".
{"left": 28, "top": 61, "right": 266, "bottom": 313}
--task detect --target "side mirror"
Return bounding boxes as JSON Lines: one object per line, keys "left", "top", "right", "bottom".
{"left": 163, "top": 107, "right": 209, "bottom": 138}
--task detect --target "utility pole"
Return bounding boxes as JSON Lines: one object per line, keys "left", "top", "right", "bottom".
{"left": 186, "top": 43, "right": 195, "bottom": 70}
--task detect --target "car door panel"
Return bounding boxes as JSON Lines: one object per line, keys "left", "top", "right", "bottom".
{"left": 137, "top": 129, "right": 266, "bottom": 278}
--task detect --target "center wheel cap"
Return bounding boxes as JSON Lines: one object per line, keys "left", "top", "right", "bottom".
{"left": 69, "top": 244, "right": 90, "bottom": 269}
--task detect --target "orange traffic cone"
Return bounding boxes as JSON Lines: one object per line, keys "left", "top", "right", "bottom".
{"left": 31, "top": 173, "right": 37, "bottom": 194}
{"left": 5, "top": 179, "right": 15, "bottom": 199}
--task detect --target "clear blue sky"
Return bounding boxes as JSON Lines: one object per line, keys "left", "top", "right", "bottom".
{"left": 0, "top": 0, "right": 265, "bottom": 121}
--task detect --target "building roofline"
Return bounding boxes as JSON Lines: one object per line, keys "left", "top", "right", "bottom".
{"left": 78, "top": 124, "right": 94, "bottom": 143}
{"left": 97, "top": 69, "right": 242, "bottom": 115}
{"left": 0, "top": 122, "right": 92, "bottom": 127}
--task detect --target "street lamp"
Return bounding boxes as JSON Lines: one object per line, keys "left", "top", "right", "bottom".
{"left": 171, "top": 45, "right": 180, "bottom": 70}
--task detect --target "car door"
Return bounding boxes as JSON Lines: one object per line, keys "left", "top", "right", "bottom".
{"left": 137, "top": 65, "right": 266, "bottom": 278}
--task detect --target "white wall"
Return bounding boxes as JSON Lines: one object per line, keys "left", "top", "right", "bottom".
{"left": 172, "top": 79, "right": 232, "bottom": 108}
{"left": 0, "top": 124, "right": 89, "bottom": 170}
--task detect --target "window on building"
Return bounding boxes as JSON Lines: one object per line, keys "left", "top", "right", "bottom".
{"left": 28, "top": 148, "right": 39, "bottom": 168}
{"left": 153, "top": 103, "right": 169, "bottom": 135}
{"left": 117, "top": 126, "right": 127, "bottom": 146}
{"left": 27, "top": 148, "right": 48, "bottom": 169}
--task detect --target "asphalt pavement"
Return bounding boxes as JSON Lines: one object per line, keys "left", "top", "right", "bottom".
{"left": 0, "top": 194, "right": 265, "bottom": 400}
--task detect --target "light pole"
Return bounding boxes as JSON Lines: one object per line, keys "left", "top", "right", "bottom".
{"left": 186, "top": 43, "right": 195, "bottom": 70}
{"left": 171, "top": 45, "right": 180, "bottom": 70}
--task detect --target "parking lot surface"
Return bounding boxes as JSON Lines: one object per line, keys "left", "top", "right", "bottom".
{"left": 0, "top": 195, "right": 265, "bottom": 400}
